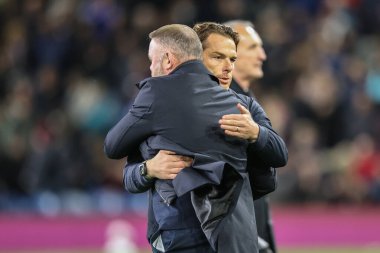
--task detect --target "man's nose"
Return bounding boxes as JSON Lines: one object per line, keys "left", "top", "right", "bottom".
{"left": 259, "top": 47, "right": 267, "bottom": 61}
{"left": 223, "top": 60, "right": 233, "bottom": 72}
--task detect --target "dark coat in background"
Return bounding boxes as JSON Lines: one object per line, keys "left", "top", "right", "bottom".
{"left": 230, "top": 79, "right": 286, "bottom": 253}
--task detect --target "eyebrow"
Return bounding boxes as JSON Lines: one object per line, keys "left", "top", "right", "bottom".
{"left": 248, "top": 42, "right": 259, "bottom": 49}
{"left": 249, "top": 40, "right": 264, "bottom": 48}
{"left": 212, "top": 52, "right": 224, "bottom": 56}
{"left": 212, "top": 52, "right": 237, "bottom": 58}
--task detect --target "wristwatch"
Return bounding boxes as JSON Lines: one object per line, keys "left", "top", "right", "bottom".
{"left": 139, "top": 161, "right": 153, "bottom": 180}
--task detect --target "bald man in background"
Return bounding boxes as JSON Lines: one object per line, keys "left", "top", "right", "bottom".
{"left": 224, "top": 20, "right": 277, "bottom": 253}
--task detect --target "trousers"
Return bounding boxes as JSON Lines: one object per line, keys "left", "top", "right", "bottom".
{"left": 150, "top": 227, "right": 216, "bottom": 253}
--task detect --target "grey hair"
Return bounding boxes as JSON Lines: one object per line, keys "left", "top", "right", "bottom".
{"left": 149, "top": 24, "right": 203, "bottom": 61}
{"left": 223, "top": 20, "right": 255, "bottom": 29}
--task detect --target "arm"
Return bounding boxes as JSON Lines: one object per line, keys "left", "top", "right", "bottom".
{"left": 104, "top": 81, "right": 154, "bottom": 159}
{"left": 219, "top": 101, "right": 283, "bottom": 199}
{"left": 123, "top": 151, "right": 154, "bottom": 193}
{"left": 246, "top": 98, "right": 288, "bottom": 168}
{"left": 124, "top": 150, "right": 193, "bottom": 193}
{"left": 219, "top": 100, "right": 288, "bottom": 168}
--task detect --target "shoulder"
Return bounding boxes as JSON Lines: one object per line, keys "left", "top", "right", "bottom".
{"left": 230, "top": 90, "right": 255, "bottom": 107}
{"left": 231, "top": 91, "right": 266, "bottom": 115}
{"left": 136, "top": 76, "right": 175, "bottom": 93}
{"left": 137, "top": 77, "right": 160, "bottom": 89}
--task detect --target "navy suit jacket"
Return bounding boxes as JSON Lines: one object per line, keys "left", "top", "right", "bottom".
{"left": 105, "top": 60, "right": 259, "bottom": 252}
{"left": 105, "top": 61, "right": 248, "bottom": 167}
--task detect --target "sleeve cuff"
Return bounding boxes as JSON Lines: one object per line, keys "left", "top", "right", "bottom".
{"left": 249, "top": 125, "right": 268, "bottom": 151}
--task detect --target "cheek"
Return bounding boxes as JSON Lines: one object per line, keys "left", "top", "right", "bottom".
{"left": 203, "top": 60, "right": 214, "bottom": 72}
{"left": 239, "top": 54, "right": 251, "bottom": 62}
{"left": 239, "top": 56, "right": 254, "bottom": 68}
{"left": 152, "top": 60, "right": 159, "bottom": 70}
{"left": 209, "top": 64, "right": 221, "bottom": 74}
{"left": 210, "top": 60, "right": 222, "bottom": 71}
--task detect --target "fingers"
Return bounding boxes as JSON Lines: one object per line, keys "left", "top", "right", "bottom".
{"left": 148, "top": 150, "right": 194, "bottom": 180}
{"left": 162, "top": 159, "right": 192, "bottom": 179}
{"left": 223, "top": 129, "right": 241, "bottom": 138}
{"left": 154, "top": 164, "right": 188, "bottom": 180}
{"left": 221, "top": 114, "right": 243, "bottom": 121}
{"left": 219, "top": 105, "right": 254, "bottom": 134}
{"left": 167, "top": 174, "right": 179, "bottom": 180}
{"left": 219, "top": 119, "right": 237, "bottom": 126}
{"left": 237, "top": 103, "right": 250, "bottom": 114}
{"left": 219, "top": 119, "right": 243, "bottom": 131}
{"left": 160, "top": 165, "right": 188, "bottom": 180}
{"left": 220, "top": 123, "right": 241, "bottom": 132}
{"left": 157, "top": 151, "right": 192, "bottom": 163}
{"left": 159, "top": 150, "right": 177, "bottom": 155}
{"left": 221, "top": 123, "right": 258, "bottom": 141}
{"left": 166, "top": 156, "right": 193, "bottom": 166}
{"left": 159, "top": 150, "right": 192, "bottom": 162}
{"left": 220, "top": 104, "right": 249, "bottom": 121}
{"left": 158, "top": 172, "right": 180, "bottom": 180}
{"left": 169, "top": 160, "right": 191, "bottom": 169}
{"left": 176, "top": 155, "right": 193, "bottom": 162}
{"left": 219, "top": 116, "right": 246, "bottom": 133}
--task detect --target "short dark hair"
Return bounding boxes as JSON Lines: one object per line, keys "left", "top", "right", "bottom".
{"left": 193, "top": 22, "right": 240, "bottom": 50}
{"left": 149, "top": 24, "right": 203, "bottom": 61}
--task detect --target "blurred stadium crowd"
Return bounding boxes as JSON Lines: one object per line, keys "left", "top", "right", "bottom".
{"left": 0, "top": 0, "right": 379, "bottom": 216}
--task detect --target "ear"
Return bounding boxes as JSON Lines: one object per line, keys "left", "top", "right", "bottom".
{"left": 163, "top": 52, "right": 178, "bottom": 72}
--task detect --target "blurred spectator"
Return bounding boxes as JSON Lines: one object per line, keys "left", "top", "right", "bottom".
{"left": 0, "top": 0, "right": 380, "bottom": 215}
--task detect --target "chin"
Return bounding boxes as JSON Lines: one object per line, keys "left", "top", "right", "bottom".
{"left": 219, "top": 81, "right": 231, "bottom": 88}
{"left": 253, "top": 70, "right": 264, "bottom": 79}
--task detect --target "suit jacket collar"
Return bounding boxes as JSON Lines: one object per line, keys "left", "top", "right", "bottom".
{"left": 230, "top": 78, "right": 251, "bottom": 97}
{"left": 136, "top": 60, "right": 220, "bottom": 89}
{"left": 171, "top": 60, "right": 220, "bottom": 83}
{"left": 171, "top": 60, "right": 207, "bottom": 74}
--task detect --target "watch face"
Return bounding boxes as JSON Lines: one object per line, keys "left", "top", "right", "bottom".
{"left": 139, "top": 163, "right": 146, "bottom": 176}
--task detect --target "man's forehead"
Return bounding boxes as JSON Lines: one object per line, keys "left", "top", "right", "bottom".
{"left": 148, "top": 40, "right": 153, "bottom": 54}
{"left": 148, "top": 39, "right": 159, "bottom": 57}
{"left": 207, "top": 47, "right": 237, "bottom": 58}
{"left": 206, "top": 33, "right": 236, "bottom": 50}
{"left": 244, "top": 26, "right": 262, "bottom": 44}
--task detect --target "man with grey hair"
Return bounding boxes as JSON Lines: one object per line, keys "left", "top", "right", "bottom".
{"left": 147, "top": 24, "right": 203, "bottom": 77}
{"left": 224, "top": 20, "right": 277, "bottom": 253}
{"left": 105, "top": 24, "right": 260, "bottom": 253}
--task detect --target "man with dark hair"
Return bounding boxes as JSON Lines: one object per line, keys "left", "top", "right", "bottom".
{"left": 116, "top": 22, "right": 287, "bottom": 253}
{"left": 192, "top": 22, "right": 239, "bottom": 89}
{"left": 105, "top": 24, "right": 262, "bottom": 253}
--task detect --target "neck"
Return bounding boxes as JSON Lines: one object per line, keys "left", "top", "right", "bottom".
{"left": 221, "top": 83, "right": 230, "bottom": 90}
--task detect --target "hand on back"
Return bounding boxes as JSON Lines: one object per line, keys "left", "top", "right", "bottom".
{"left": 146, "top": 150, "right": 193, "bottom": 179}
{"left": 219, "top": 103, "right": 259, "bottom": 142}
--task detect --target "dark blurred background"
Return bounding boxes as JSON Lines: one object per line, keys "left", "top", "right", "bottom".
{"left": 0, "top": 0, "right": 379, "bottom": 218}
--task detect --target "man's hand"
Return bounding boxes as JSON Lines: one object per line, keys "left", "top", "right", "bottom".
{"left": 146, "top": 150, "right": 193, "bottom": 179}
{"left": 219, "top": 103, "right": 259, "bottom": 142}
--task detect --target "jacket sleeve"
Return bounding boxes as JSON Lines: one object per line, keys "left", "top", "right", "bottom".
{"left": 104, "top": 81, "right": 154, "bottom": 159}
{"left": 246, "top": 97, "right": 288, "bottom": 168}
{"left": 243, "top": 96, "right": 287, "bottom": 199}
{"left": 123, "top": 151, "right": 155, "bottom": 193}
